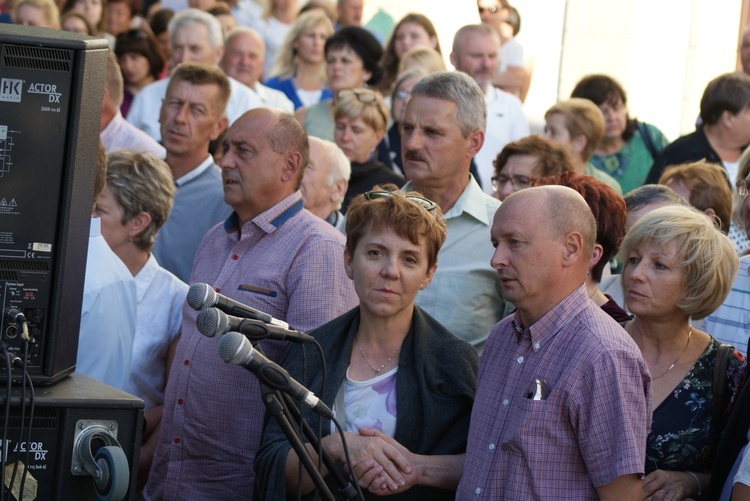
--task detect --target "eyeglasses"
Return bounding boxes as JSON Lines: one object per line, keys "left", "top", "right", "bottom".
{"left": 336, "top": 89, "right": 388, "bottom": 128}
{"left": 363, "top": 190, "right": 437, "bottom": 211}
{"left": 478, "top": 5, "right": 499, "bottom": 14}
{"left": 737, "top": 178, "right": 750, "bottom": 197}
{"left": 491, "top": 174, "right": 531, "bottom": 191}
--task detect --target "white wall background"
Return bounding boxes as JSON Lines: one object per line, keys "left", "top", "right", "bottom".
{"left": 360, "top": 0, "right": 744, "bottom": 141}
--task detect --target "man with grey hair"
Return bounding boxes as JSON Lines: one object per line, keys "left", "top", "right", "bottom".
{"left": 450, "top": 23, "right": 528, "bottom": 195}
{"left": 127, "top": 8, "right": 263, "bottom": 142}
{"left": 401, "top": 70, "right": 505, "bottom": 352}
{"left": 100, "top": 50, "right": 165, "bottom": 158}
{"left": 220, "top": 27, "right": 293, "bottom": 112}
{"left": 301, "top": 137, "right": 350, "bottom": 232}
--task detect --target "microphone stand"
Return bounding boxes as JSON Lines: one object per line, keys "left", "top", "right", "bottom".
{"left": 275, "top": 391, "right": 360, "bottom": 500}
{"left": 259, "top": 382, "right": 336, "bottom": 500}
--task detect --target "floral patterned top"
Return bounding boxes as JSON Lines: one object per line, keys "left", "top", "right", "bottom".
{"left": 645, "top": 337, "right": 747, "bottom": 474}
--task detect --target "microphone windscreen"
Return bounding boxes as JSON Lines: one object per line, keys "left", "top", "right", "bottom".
{"left": 218, "top": 332, "right": 251, "bottom": 364}
{"left": 196, "top": 308, "right": 226, "bottom": 337}
{"left": 187, "top": 283, "right": 215, "bottom": 311}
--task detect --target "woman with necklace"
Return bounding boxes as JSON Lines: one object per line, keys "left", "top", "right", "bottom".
{"left": 255, "top": 186, "right": 478, "bottom": 499}
{"left": 620, "top": 205, "right": 745, "bottom": 500}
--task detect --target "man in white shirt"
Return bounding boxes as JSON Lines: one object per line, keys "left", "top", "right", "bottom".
{"left": 151, "top": 62, "right": 233, "bottom": 282}
{"left": 220, "top": 27, "right": 293, "bottom": 113}
{"left": 100, "top": 51, "right": 165, "bottom": 158}
{"left": 451, "top": 23, "right": 529, "bottom": 195}
{"left": 127, "top": 8, "right": 263, "bottom": 142}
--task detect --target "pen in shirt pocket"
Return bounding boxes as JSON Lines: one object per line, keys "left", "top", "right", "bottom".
{"left": 525, "top": 377, "right": 551, "bottom": 400}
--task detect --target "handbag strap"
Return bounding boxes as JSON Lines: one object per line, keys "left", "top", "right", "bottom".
{"left": 637, "top": 120, "right": 659, "bottom": 161}
{"left": 713, "top": 344, "right": 733, "bottom": 440}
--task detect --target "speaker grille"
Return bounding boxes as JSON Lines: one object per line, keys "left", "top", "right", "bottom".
{"left": 0, "top": 260, "right": 50, "bottom": 273}
{"left": 2, "top": 45, "right": 71, "bottom": 72}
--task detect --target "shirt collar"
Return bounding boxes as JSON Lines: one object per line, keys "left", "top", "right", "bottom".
{"left": 513, "top": 283, "right": 589, "bottom": 351}
{"left": 223, "top": 191, "right": 305, "bottom": 235}
{"left": 133, "top": 254, "right": 159, "bottom": 302}
{"left": 174, "top": 155, "right": 215, "bottom": 187}
{"left": 401, "top": 175, "right": 491, "bottom": 224}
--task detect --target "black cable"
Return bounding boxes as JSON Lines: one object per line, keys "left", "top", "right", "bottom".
{"left": 331, "top": 415, "right": 365, "bottom": 501}
{"left": 9, "top": 341, "right": 29, "bottom": 501}
{"left": 0, "top": 346, "right": 11, "bottom": 501}
{"left": 17, "top": 370, "right": 33, "bottom": 501}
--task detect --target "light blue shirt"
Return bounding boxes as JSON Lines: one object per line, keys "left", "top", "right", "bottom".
{"left": 700, "top": 255, "right": 750, "bottom": 355}
{"left": 126, "top": 254, "right": 188, "bottom": 409}
{"left": 77, "top": 218, "right": 137, "bottom": 390}
{"left": 404, "top": 176, "right": 505, "bottom": 352}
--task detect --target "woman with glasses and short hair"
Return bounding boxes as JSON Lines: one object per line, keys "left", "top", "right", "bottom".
{"left": 334, "top": 88, "right": 404, "bottom": 213}
{"left": 491, "top": 134, "right": 574, "bottom": 201}
{"left": 255, "top": 185, "right": 477, "bottom": 500}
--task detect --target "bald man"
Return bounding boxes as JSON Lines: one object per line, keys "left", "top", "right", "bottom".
{"left": 458, "top": 186, "right": 651, "bottom": 500}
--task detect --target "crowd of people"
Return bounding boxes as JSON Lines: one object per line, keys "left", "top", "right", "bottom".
{"left": 5, "top": 0, "right": 750, "bottom": 498}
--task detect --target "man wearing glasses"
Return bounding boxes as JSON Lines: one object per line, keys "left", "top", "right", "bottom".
{"left": 400, "top": 71, "right": 505, "bottom": 353}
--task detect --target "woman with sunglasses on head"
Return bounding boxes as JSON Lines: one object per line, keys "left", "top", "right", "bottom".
{"left": 334, "top": 88, "right": 404, "bottom": 214}
{"left": 255, "top": 186, "right": 477, "bottom": 500}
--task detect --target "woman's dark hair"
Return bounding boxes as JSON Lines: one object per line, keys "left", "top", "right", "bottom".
{"left": 114, "top": 28, "right": 166, "bottom": 81}
{"left": 325, "top": 26, "right": 384, "bottom": 86}
{"left": 570, "top": 74, "right": 637, "bottom": 142}
{"left": 148, "top": 8, "right": 174, "bottom": 37}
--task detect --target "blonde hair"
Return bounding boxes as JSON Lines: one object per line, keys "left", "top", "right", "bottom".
{"left": 545, "top": 98, "right": 605, "bottom": 162}
{"left": 14, "top": 0, "right": 60, "bottom": 28}
{"left": 333, "top": 88, "right": 388, "bottom": 134}
{"left": 269, "top": 10, "right": 333, "bottom": 80}
{"left": 397, "top": 46, "right": 445, "bottom": 75}
{"left": 621, "top": 205, "right": 739, "bottom": 320}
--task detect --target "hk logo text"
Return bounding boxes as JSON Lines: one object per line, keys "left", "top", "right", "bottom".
{"left": 0, "top": 79, "right": 22, "bottom": 103}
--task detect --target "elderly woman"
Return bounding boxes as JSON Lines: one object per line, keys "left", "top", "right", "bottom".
{"left": 264, "top": 10, "right": 333, "bottom": 110}
{"left": 620, "top": 205, "right": 745, "bottom": 500}
{"left": 491, "top": 134, "right": 574, "bottom": 201}
{"left": 334, "top": 88, "right": 404, "bottom": 213}
{"left": 729, "top": 147, "right": 750, "bottom": 255}
{"left": 533, "top": 172, "right": 629, "bottom": 322}
{"left": 296, "top": 26, "right": 384, "bottom": 141}
{"left": 571, "top": 75, "right": 668, "bottom": 194}
{"left": 93, "top": 150, "right": 188, "bottom": 484}
{"left": 377, "top": 13, "right": 440, "bottom": 94}
{"left": 255, "top": 186, "right": 477, "bottom": 500}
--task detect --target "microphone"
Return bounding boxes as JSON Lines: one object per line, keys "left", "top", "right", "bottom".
{"left": 196, "top": 308, "right": 316, "bottom": 344}
{"left": 219, "top": 332, "right": 333, "bottom": 419}
{"left": 187, "top": 283, "right": 290, "bottom": 329}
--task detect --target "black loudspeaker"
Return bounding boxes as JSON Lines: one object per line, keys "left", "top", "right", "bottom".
{"left": 0, "top": 25, "right": 108, "bottom": 384}
{"left": 0, "top": 373, "right": 143, "bottom": 500}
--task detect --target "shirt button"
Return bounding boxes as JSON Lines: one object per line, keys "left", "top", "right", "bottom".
{"left": 517, "top": 356, "right": 524, "bottom": 364}
{"left": 502, "top": 398, "right": 509, "bottom": 406}
{"left": 174, "top": 437, "right": 180, "bottom": 444}
{"left": 232, "top": 254, "right": 238, "bottom": 260}
{"left": 534, "top": 342, "right": 540, "bottom": 350}
{"left": 183, "top": 359, "right": 190, "bottom": 365}
{"left": 475, "top": 487, "right": 481, "bottom": 495}
{"left": 214, "top": 287, "right": 220, "bottom": 293}
{"left": 488, "top": 443, "right": 495, "bottom": 451}
{"left": 177, "top": 398, "right": 184, "bottom": 405}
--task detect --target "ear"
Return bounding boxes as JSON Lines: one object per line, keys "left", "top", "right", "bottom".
{"left": 466, "top": 129, "right": 484, "bottom": 158}
{"left": 571, "top": 134, "right": 587, "bottom": 157}
{"left": 721, "top": 110, "right": 734, "bottom": 128}
{"left": 330, "top": 178, "right": 348, "bottom": 204}
{"left": 281, "top": 150, "right": 303, "bottom": 183}
{"left": 429, "top": 35, "right": 438, "bottom": 50}
{"left": 374, "top": 129, "right": 385, "bottom": 144}
{"left": 589, "top": 243, "right": 603, "bottom": 272}
{"left": 362, "top": 69, "right": 372, "bottom": 85}
{"left": 561, "top": 231, "right": 584, "bottom": 267}
{"left": 214, "top": 45, "right": 225, "bottom": 66}
{"left": 449, "top": 51, "right": 457, "bottom": 68}
{"left": 421, "top": 262, "right": 438, "bottom": 289}
{"left": 344, "top": 247, "right": 354, "bottom": 280}
{"left": 128, "top": 211, "right": 152, "bottom": 239}
{"left": 210, "top": 115, "right": 229, "bottom": 141}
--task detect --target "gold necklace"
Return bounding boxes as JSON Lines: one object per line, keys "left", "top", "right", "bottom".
{"left": 355, "top": 335, "right": 400, "bottom": 376}
{"left": 652, "top": 326, "right": 692, "bottom": 380}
